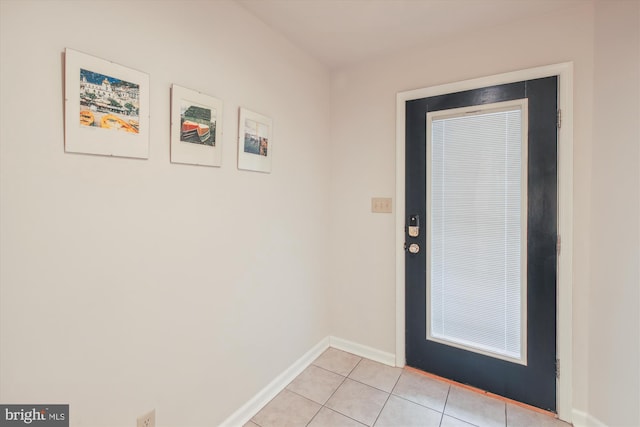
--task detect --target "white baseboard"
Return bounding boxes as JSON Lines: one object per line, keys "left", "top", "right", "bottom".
{"left": 220, "top": 335, "right": 602, "bottom": 427}
{"left": 219, "top": 336, "right": 331, "bottom": 427}
{"left": 329, "top": 336, "right": 397, "bottom": 367}
{"left": 572, "top": 409, "right": 608, "bottom": 427}
{"left": 218, "top": 336, "right": 397, "bottom": 426}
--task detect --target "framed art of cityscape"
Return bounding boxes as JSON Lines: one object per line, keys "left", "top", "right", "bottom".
{"left": 170, "top": 85, "right": 223, "bottom": 167}
{"left": 64, "top": 48, "right": 150, "bottom": 159}
{"left": 238, "top": 108, "right": 272, "bottom": 173}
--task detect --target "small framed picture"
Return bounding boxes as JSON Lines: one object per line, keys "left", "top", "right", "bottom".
{"left": 64, "top": 48, "right": 150, "bottom": 159}
{"left": 238, "top": 108, "right": 273, "bottom": 173}
{"left": 170, "top": 85, "right": 223, "bottom": 167}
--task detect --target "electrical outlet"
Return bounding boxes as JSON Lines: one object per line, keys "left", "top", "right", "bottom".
{"left": 137, "top": 409, "right": 155, "bottom": 427}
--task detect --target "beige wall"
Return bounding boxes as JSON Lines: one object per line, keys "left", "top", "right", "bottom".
{"left": 589, "top": 1, "right": 640, "bottom": 425}
{"left": 0, "top": 1, "right": 331, "bottom": 425}
{"left": 328, "top": 1, "right": 640, "bottom": 425}
{"left": 2, "top": 0, "right": 639, "bottom": 426}
{"left": 329, "top": 1, "right": 595, "bottom": 415}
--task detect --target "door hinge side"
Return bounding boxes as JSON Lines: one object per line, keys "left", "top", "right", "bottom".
{"left": 557, "top": 109, "right": 562, "bottom": 129}
{"left": 556, "top": 358, "right": 560, "bottom": 378}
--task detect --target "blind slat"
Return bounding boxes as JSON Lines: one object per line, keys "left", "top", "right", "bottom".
{"left": 428, "top": 106, "right": 526, "bottom": 362}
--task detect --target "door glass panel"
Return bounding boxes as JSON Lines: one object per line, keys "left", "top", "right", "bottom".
{"left": 426, "top": 99, "right": 528, "bottom": 365}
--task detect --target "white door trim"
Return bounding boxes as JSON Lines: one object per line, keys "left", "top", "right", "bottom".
{"left": 395, "top": 62, "right": 574, "bottom": 422}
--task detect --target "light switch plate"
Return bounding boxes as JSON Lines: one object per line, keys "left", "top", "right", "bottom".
{"left": 371, "top": 197, "right": 392, "bottom": 213}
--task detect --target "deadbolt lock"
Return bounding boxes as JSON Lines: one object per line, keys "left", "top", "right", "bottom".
{"left": 407, "top": 214, "right": 420, "bottom": 238}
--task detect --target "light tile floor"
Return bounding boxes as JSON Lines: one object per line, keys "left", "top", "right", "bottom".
{"left": 247, "top": 348, "right": 571, "bottom": 427}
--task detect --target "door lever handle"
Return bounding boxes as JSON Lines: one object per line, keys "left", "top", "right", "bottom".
{"left": 404, "top": 243, "right": 420, "bottom": 254}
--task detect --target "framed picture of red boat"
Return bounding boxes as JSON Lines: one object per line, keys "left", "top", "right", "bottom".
{"left": 64, "top": 48, "right": 150, "bottom": 159}
{"left": 238, "top": 108, "right": 272, "bottom": 173}
{"left": 170, "top": 85, "right": 223, "bottom": 167}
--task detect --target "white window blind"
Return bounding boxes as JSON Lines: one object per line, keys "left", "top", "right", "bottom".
{"left": 426, "top": 100, "right": 528, "bottom": 364}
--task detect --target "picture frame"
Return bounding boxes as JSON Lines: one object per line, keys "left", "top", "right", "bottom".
{"left": 170, "top": 85, "right": 223, "bottom": 167}
{"left": 64, "top": 48, "right": 150, "bottom": 159}
{"left": 238, "top": 108, "right": 273, "bottom": 173}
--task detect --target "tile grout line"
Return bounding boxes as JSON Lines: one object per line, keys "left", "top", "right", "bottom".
{"left": 303, "top": 404, "right": 321, "bottom": 427}
{"left": 285, "top": 385, "right": 369, "bottom": 427}
{"left": 398, "top": 379, "right": 446, "bottom": 411}
{"left": 252, "top": 350, "right": 350, "bottom": 427}
{"left": 369, "top": 370, "right": 404, "bottom": 427}
{"left": 370, "top": 392, "right": 392, "bottom": 426}
{"left": 346, "top": 356, "right": 364, "bottom": 377}
{"left": 388, "top": 392, "right": 450, "bottom": 419}
{"left": 406, "top": 366, "right": 556, "bottom": 418}
{"left": 438, "top": 384, "right": 451, "bottom": 427}
{"left": 347, "top": 375, "right": 399, "bottom": 395}
{"left": 279, "top": 379, "right": 338, "bottom": 425}
{"left": 315, "top": 376, "right": 369, "bottom": 427}
{"left": 446, "top": 415, "right": 481, "bottom": 427}
{"left": 503, "top": 401, "right": 507, "bottom": 427}
{"left": 319, "top": 355, "right": 401, "bottom": 426}
{"left": 318, "top": 360, "right": 456, "bottom": 424}
{"left": 249, "top": 358, "right": 347, "bottom": 427}
{"left": 305, "top": 351, "right": 368, "bottom": 426}
{"left": 328, "top": 358, "right": 375, "bottom": 425}
{"left": 389, "top": 370, "right": 452, "bottom": 414}
{"left": 301, "top": 381, "right": 346, "bottom": 427}
{"left": 316, "top": 406, "right": 367, "bottom": 427}
{"left": 253, "top": 350, "right": 508, "bottom": 427}
{"left": 271, "top": 389, "right": 324, "bottom": 426}
{"left": 305, "top": 361, "right": 352, "bottom": 426}
{"left": 310, "top": 362, "right": 349, "bottom": 378}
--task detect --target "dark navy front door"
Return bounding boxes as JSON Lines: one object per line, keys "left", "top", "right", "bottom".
{"left": 405, "top": 77, "right": 558, "bottom": 411}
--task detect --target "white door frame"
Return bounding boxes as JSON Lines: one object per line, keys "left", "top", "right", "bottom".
{"left": 395, "top": 62, "right": 573, "bottom": 422}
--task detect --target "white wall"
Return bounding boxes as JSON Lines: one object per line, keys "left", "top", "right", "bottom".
{"left": 329, "top": 1, "right": 595, "bottom": 416}
{"left": 589, "top": 1, "right": 640, "bottom": 426}
{"left": 0, "top": 1, "right": 331, "bottom": 426}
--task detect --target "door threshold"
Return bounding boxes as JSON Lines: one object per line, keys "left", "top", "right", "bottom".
{"left": 404, "top": 366, "right": 559, "bottom": 419}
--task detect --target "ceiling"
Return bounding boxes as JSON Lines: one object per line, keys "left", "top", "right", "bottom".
{"left": 237, "top": 0, "right": 586, "bottom": 70}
